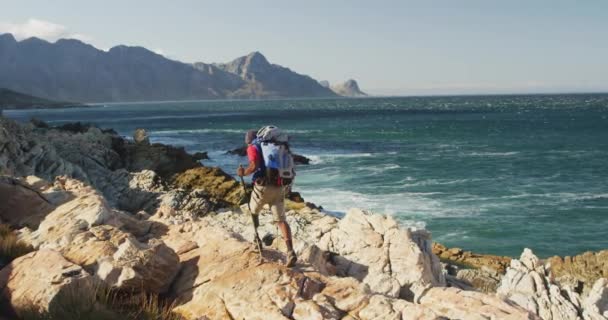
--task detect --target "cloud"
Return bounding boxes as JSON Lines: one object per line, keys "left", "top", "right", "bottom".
{"left": 0, "top": 18, "right": 92, "bottom": 42}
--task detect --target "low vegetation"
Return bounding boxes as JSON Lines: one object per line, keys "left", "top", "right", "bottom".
{"left": 0, "top": 224, "right": 34, "bottom": 265}
{"left": 18, "top": 283, "right": 184, "bottom": 320}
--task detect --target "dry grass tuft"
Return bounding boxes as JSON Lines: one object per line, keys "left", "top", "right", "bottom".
{"left": 17, "top": 281, "right": 184, "bottom": 320}
{"left": 0, "top": 224, "right": 34, "bottom": 264}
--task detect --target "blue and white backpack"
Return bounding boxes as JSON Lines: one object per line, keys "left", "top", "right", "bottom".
{"left": 256, "top": 126, "right": 295, "bottom": 186}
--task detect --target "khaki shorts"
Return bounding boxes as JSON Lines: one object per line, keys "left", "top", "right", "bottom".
{"left": 249, "top": 183, "right": 286, "bottom": 223}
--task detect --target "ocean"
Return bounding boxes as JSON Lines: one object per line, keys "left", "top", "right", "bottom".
{"left": 5, "top": 94, "right": 608, "bottom": 257}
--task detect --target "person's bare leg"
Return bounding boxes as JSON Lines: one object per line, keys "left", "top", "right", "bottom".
{"left": 277, "top": 221, "right": 293, "bottom": 252}
{"left": 278, "top": 221, "right": 297, "bottom": 267}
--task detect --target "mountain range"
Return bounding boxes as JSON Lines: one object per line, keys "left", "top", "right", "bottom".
{"left": 0, "top": 33, "right": 365, "bottom": 103}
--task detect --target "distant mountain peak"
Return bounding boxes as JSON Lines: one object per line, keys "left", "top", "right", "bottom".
{"left": 247, "top": 51, "right": 267, "bottom": 61}
{"left": 0, "top": 33, "right": 17, "bottom": 44}
{"left": 211, "top": 52, "right": 337, "bottom": 98}
{"left": 330, "top": 79, "right": 367, "bottom": 97}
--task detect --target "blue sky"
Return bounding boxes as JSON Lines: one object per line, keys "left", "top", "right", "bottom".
{"left": 1, "top": 0, "right": 607, "bottom": 95}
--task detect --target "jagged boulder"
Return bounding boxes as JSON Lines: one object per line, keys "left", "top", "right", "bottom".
{"left": 133, "top": 128, "right": 150, "bottom": 145}
{"left": 18, "top": 176, "right": 179, "bottom": 294}
{"left": 0, "top": 250, "right": 95, "bottom": 316}
{"left": 433, "top": 242, "right": 512, "bottom": 274}
{"left": 455, "top": 267, "right": 502, "bottom": 293}
{"left": 582, "top": 278, "right": 608, "bottom": 320}
{"left": 497, "top": 248, "right": 586, "bottom": 320}
{"left": 156, "top": 188, "right": 213, "bottom": 221}
{"left": 0, "top": 118, "right": 202, "bottom": 213}
{"left": 0, "top": 176, "right": 55, "bottom": 229}
{"left": 96, "top": 236, "right": 179, "bottom": 293}
{"left": 163, "top": 220, "right": 533, "bottom": 320}
{"left": 202, "top": 207, "right": 445, "bottom": 299}
{"left": 418, "top": 287, "right": 538, "bottom": 320}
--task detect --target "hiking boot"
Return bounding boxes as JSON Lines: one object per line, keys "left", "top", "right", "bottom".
{"left": 252, "top": 236, "right": 263, "bottom": 252}
{"left": 285, "top": 250, "right": 297, "bottom": 268}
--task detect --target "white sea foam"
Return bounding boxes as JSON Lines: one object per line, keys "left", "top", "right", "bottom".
{"left": 296, "top": 186, "right": 477, "bottom": 230}
{"left": 466, "top": 151, "right": 520, "bottom": 157}
{"left": 152, "top": 128, "right": 244, "bottom": 134}
{"left": 435, "top": 231, "right": 470, "bottom": 242}
{"left": 400, "top": 178, "right": 487, "bottom": 187}
{"left": 152, "top": 128, "right": 321, "bottom": 135}
{"left": 300, "top": 152, "right": 378, "bottom": 165}
{"left": 149, "top": 137, "right": 197, "bottom": 146}
{"left": 356, "top": 163, "right": 402, "bottom": 174}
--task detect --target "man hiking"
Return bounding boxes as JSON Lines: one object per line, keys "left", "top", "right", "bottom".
{"left": 237, "top": 126, "right": 297, "bottom": 267}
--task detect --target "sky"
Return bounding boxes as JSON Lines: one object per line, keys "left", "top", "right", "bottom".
{"left": 1, "top": 0, "right": 607, "bottom": 95}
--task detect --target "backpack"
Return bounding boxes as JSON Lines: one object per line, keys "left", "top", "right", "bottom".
{"left": 256, "top": 126, "right": 295, "bottom": 186}
{"left": 257, "top": 125, "right": 289, "bottom": 143}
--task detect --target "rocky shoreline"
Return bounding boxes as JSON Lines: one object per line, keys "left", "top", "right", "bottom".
{"left": 0, "top": 116, "right": 606, "bottom": 319}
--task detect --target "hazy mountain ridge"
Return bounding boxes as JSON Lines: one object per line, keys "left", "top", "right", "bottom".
{"left": 0, "top": 88, "right": 84, "bottom": 109}
{"left": 0, "top": 33, "right": 347, "bottom": 102}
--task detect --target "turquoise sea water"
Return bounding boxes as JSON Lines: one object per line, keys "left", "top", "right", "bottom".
{"left": 5, "top": 95, "right": 608, "bottom": 257}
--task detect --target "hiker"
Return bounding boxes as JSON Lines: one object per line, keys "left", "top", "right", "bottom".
{"left": 237, "top": 126, "right": 297, "bottom": 267}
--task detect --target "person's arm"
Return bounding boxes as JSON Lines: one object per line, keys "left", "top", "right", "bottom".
{"left": 240, "top": 159, "right": 259, "bottom": 176}
{"left": 237, "top": 146, "right": 261, "bottom": 176}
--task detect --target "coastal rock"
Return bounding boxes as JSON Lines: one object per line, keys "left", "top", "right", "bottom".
{"left": 202, "top": 208, "right": 445, "bottom": 299}
{"left": 417, "top": 287, "right": 538, "bottom": 319}
{"left": 582, "top": 278, "right": 608, "bottom": 320}
{"left": 171, "top": 167, "right": 242, "bottom": 207}
{"left": 0, "top": 117, "right": 84, "bottom": 179}
{"left": 23, "top": 177, "right": 117, "bottom": 249}
{"left": 497, "top": 248, "right": 583, "bottom": 320}
{"left": 96, "top": 237, "right": 179, "bottom": 293}
{"left": 547, "top": 250, "right": 608, "bottom": 296}
{"left": 192, "top": 151, "right": 208, "bottom": 161}
{"left": 0, "top": 250, "right": 95, "bottom": 316}
{"left": 133, "top": 128, "right": 150, "bottom": 145}
{"left": 0, "top": 117, "right": 203, "bottom": 213}
{"left": 293, "top": 153, "right": 311, "bottom": 165}
{"left": 121, "top": 141, "right": 202, "bottom": 178}
{"left": 0, "top": 176, "right": 55, "bottom": 228}
{"left": 316, "top": 209, "right": 445, "bottom": 299}
{"left": 156, "top": 188, "right": 213, "bottom": 221}
{"left": 226, "top": 145, "right": 248, "bottom": 156}
{"left": 18, "top": 176, "right": 179, "bottom": 294}
{"left": 164, "top": 220, "right": 533, "bottom": 320}
{"left": 453, "top": 267, "right": 502, "bottom": 293}
{"left": 433, "top": 242, "right": 512, "bottom": 273}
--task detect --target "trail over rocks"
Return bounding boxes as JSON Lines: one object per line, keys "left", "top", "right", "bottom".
{"left": 0, "top": 117, "right": 603, "bottom": 319}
